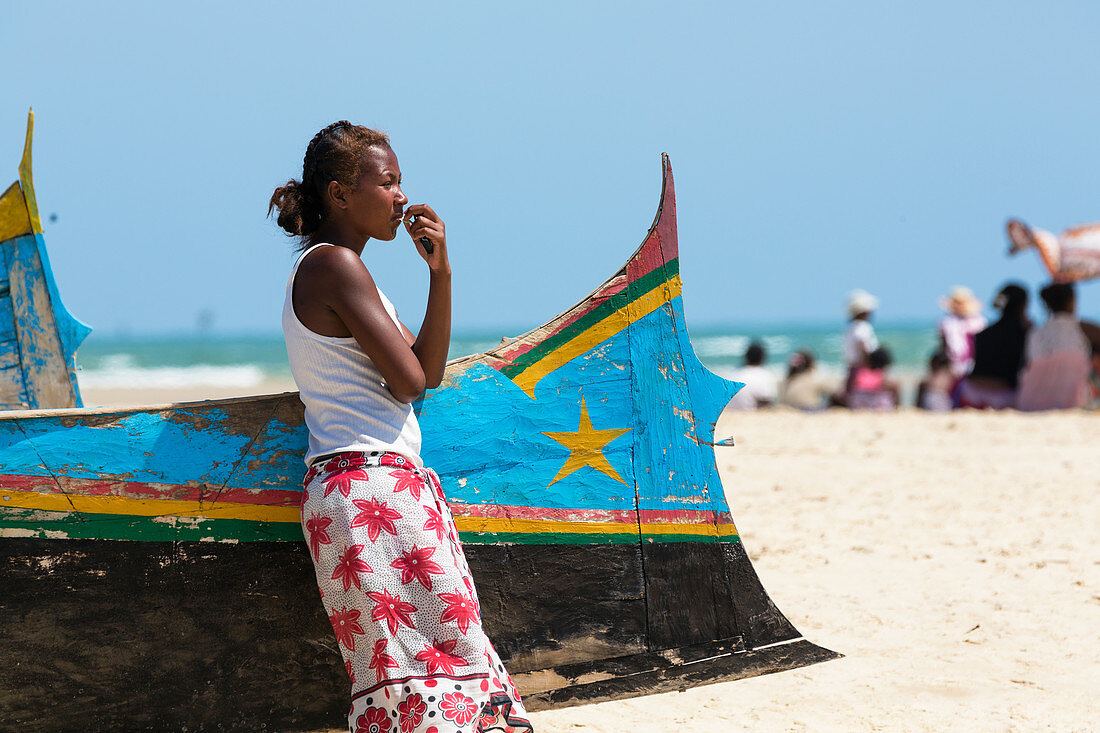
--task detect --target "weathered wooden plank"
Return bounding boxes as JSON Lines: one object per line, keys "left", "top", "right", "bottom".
{"left": 522, "top": 639, "right": 842, "bottom": 711}
{"left": 0, "top": 293, "right": 22, "bottom": 369}
{"left": 0, "top": 536, "right": 836, "bottom": 731}
{"left": 0, "top": 364, "right": 25, "bottom": 407}
{"left": 0, "top": 538, "right": 653, "bottom": 731}
{"left": 6, "top": 234, "right": 77, "bottom": 408}
{"left": 0, "top": 232, "right": 24, "bottom": 376}
{"left": 0, "top": 538, "right": 343, "bottom": 731}
{"left": 465, "top": 544, "right": 647, "bottom": 673}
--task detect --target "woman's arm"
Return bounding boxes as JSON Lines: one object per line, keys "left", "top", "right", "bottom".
{"left": 298, "top": 246, "right": 427, "bottom": 403}
{"left": 402, "top": 204, "right": 451, "bottom": 389}
{"left": 296, "top": 206, "right": 452, "bottom": 402}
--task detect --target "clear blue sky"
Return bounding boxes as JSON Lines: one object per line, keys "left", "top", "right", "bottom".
{"left": 4, "top": 1, "right": 1099, "bottom": 336}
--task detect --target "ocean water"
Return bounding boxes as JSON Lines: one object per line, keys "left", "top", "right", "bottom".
{"left": 75, "top": 321, "right": 941, "bottom": 392}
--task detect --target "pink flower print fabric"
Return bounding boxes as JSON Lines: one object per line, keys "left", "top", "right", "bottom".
{"left": 301, "top": 451, "right": 532, "bottom": 733}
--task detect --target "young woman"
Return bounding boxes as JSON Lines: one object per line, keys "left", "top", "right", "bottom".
{"left": 270, "top": 122, "right": 531, "bottom": 733}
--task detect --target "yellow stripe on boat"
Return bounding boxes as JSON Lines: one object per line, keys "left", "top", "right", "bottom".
{"left": 1, "top": 489, "right": 300, "bottom": 524}
{"left": 3, "top": 488, "right": 736, "bottom": 538}
{"left": 511, "top": 276, "right": 683, "bottom": 397}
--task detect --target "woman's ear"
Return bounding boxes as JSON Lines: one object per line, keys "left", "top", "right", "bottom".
{"left": 326, "top": 180, "right": 348, "bottom": 211}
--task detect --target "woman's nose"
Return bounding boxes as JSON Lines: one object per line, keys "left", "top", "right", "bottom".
{"left": 394, "top": 186, "right": 408, "bottom": 205}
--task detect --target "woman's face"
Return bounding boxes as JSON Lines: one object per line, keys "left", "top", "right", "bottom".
{"left": 344, "top": 144, "right": 408, "bottom": 242}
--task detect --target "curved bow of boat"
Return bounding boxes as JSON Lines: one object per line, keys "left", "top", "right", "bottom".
{"left": 0, "top": 109, "right": 92, "bottom": 409}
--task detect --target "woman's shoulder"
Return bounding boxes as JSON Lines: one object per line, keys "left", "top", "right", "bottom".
{"left": 297, "top": 244, "right": 374, "bottom": 285}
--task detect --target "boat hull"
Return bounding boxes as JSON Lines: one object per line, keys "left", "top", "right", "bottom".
{"left": 0, "top": 536, "right": 831, "bottom": 731}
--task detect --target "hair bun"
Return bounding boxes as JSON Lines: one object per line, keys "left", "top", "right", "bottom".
{"left": 268, "top": 179, "right": 323, "bottom": 237}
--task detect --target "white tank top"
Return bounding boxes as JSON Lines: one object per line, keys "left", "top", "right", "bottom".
{"left": 282, "top": 244, "right": 423, "bottom": 467}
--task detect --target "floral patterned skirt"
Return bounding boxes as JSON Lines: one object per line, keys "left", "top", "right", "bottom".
{"left": 301, "top": 451, "right": 533, "bottom": 733}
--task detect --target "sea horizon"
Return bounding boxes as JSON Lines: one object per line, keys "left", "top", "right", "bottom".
{"left": 75, "top": 318, "right": 944, "bottom": 393}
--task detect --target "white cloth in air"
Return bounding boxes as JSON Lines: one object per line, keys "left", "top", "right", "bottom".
{"left": 282, "top": 243, "right": 423, "bottom": 467}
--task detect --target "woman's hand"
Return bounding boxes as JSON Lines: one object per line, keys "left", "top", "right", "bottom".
{"left": 403, "top": 204, "right": 450, "bottom": 274}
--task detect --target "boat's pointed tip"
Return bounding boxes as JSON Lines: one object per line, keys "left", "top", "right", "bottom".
{"left": 18, "top": 109, "right": 42, "bottom": 235}
{"left": 22, "top": 109, "right": 34, "bottom": 163}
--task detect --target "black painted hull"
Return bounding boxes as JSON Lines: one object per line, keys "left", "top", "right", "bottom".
{"left": 0, "top": 538, "right": 836, "bottom": 731}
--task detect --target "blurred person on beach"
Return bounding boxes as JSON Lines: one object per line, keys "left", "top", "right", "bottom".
{"left": 1016, "top": 283, "right": 1090, "bottom": 411}
{"left": 1088, "top": 343, "right": 1100, "bottom": 409}
{"left": 271, "top": 122, "right": 531, "bottom": 733}
{"left": 839, "top": 289, "right": 879, "bottom": 405}
{"left": 937, "top": 286, "right": 986, "bottom": 379}
{"left": 728, "top": 341, "right": 778, "bottom": 409}
{"left": 847, "top": 347, "right": 900, "bottom": 410}
{"left": 843, "top": 290, "right": 879, "bottom": 370}
{"left": 780, "top": 349, "right": 833, "bottom": 411}
{"left": 957, "top": 283, "right": 1030, "bottom": 409}
{"left": 916, "top": 352, "right": 954, "bottom": 411}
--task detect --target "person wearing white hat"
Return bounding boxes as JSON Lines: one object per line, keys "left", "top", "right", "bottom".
{"left": 843, "top": 290, "right": 879, "bottom": 364}
{"left": 938, "top": 286, "right": 987, "bottom": 380}
{"left": 842, "top": 290, "right": 880, "bottom": 402}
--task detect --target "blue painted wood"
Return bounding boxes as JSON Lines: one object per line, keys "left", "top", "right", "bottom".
{"left": 5, "top": 398, "right": 306, "bottom": 492}
{"left": 0, "top": 233, "right": 91, "bottom": 409}
{"left": 416, "top": 347, "right": 637, "bottom": 512}
{"left": 30, "top": 232, "right": 91, "bottom": 370}
{"left": 0, "top": 289, "right": 18, "bottom": 363}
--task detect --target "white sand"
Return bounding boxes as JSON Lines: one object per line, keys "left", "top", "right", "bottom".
{"left": 85, "top": 383, "right": 1097, "bottom": 731}
{"left": 79, "top": 378, "right": 297, "bottom": 408}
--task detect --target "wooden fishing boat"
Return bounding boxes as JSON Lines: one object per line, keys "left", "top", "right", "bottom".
{"left": 0, "top": 111, "right": 91, "bottom": 410}
{"left": 0, "top": 118, "right": 838, "bottom": 730}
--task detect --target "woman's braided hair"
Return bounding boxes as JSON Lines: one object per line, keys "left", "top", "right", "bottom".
{"left": 269, "top": 121, "right": 390, "bottom": 247}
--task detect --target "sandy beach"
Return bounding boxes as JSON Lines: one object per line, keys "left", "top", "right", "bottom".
{"left": 81, "top": 385, "right": 1098, "bottom": 731}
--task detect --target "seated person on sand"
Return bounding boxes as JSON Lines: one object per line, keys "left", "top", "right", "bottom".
{"left": 916, "top": 352, "right": 954, "bottom": 411}
{"left": 728, "top": 341, "right": 778, "bottom": 410}
{"left": 847, "top": 347, "right": 900, "bottom": 410}
{"left": 1089, "top": 343, "right": 1100, "bottom": 410}
{"left": 937, "top": 286, "right": 986, "bottom": 380}
{"left": 1016, "top": 283, "right": 1091, "bottom": 411}
{"left": 843, "top": 290, "right": 879, "bottom": 393}
{"left": 780, "top": 350, "right": 833, "bottom": 411}
{"left": 957, "top": 283, "right": 1030, "bottom": 409}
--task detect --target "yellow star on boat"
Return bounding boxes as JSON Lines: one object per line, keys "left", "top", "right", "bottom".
{"left": 543, "top": 398, "right": 632, "bottom": 486}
